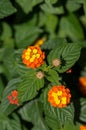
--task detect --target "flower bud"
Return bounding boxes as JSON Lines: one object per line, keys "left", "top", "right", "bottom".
{"left": 52, "top": 59, "right": 60, "bottom": 67}
{"left": 36, "top": 71, "right": 44, "bottom": 79}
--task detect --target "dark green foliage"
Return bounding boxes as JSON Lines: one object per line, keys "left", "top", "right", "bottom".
{"left": 0, "top": 0, "right": 86, "bottom": 130}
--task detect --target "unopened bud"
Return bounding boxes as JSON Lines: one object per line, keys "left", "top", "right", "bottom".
{"left": 36, "top": 71, "right": 44, "bottom": 79}
{"left": 52, "top": 59, "right": 60, "bottom": 67}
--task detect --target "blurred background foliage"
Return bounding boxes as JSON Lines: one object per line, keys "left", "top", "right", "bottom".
{"left": 0, "top": 0, "right": 86, "bottom": 130}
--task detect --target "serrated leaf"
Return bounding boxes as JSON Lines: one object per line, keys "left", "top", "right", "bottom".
{"left": 48, "top": 43, "right": 81, "bottom": 73}
{"left": 45, "top": 13, "right": 58, "bottom": 37}
{"left": 41, "top": 86, "right": 74, "bottom": 130}
{"left": 0, "top": 0, "right": 16, "bottom": 19}
{"left": 7, "top": 113, "right": 21, "bottom": 130}
{"left": 0, "top": 78, "right": 21, "bottom": 115}
{"left": 66, "top": 0, "right": 81, "bottom": 12}
{"left": 40, "top": 3, "right": 64, "bottom": 14}
{"left": 41, "top": 37, "right": 67, "bottom": 50}
{"left": 18, "top": 70, "right": 44, "bottom": 103}
{"left": 80, "top": 15, "right": 86, "bottom": 27}
{"left": 0, "top": 77, "right": 4, "bottom": 101}
{"left": 0, "top": 112, "right": 22, "bottom": 130}
{"left": 1, "top": 22, "right": 12, "bottom": 39}
{"left": 14, "top": 23, "right": 42, "bottom": 48}
{"left": 45, "top": 69, "right": 59, "bottom": 84}
{"left": 0, "top": 109, "right": 8, "bottom": 123}
{"left": 0, "top": 48, "right": 5, "bottom": 62}
{"left": 79, "top": 98, "right": 86, "bottom": 123}
{"left": 1, "top": 22, "right": 14, "bottom": 48}
{"left": 18, "top": 100, "right": 49, "bottom": 130}
{"left": 17, "top": 64, "right": 32, "bottom": 75}
{"left": 16, "top": 0, "right": 43, "bottom": 14}
{"left": 59, "top": 13, "right": 84, "bottom": 40}
{"left": 45, "top": 0, "right": 58, "bottom": 4}
{"left": 3, "top": 48, "right": 19, "bottom": 79}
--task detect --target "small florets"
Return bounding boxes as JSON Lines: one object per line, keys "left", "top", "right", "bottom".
{"left": 22, "top": 46, "right": 45, "bottom": 69}
{"left": 48, "top": 85, "right": 71, "bottom": 108}
{"left": 80, "top": 125, "right": 86, "bottom": 130}
{"left": 7, "top": 90, "right": 19, "bottom": 106}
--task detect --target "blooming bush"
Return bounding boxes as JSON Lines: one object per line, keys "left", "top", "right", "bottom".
{"left": 0, "top": 0, "right": 86, "bottom": 130}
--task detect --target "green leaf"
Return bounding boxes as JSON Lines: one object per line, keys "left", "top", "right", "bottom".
{"left": 14, "top": 23, "right": 42, "bottom": 48}
{"left": 18, "top": 70, "right": 44, "bottom": 103}
{"left": 0, "top": 109, "right": 8, "bottom": 123}
{"left": 41, "top": 37, "right": 67, "bottom": 50}
{"left": 45, "top": 0, "right": 58, "bottom": 4}
{"left": 17, "top": 64, "right": 32, "bottom": 75}
{"left": 18, "top": 99, "right": 49, "bottom": 130}
{"left": 1, "top": 22, "right": 14, "bottom": 48}
{"left": 80, "top": 15, "right": 86, "bottom": 27}
{"left": 45, "top": 13, "right": 58, "bottom": 37}
{"left": 66, "top": 0, "right": 81, "bottom": 12}
{"left": 0, "top": 48, "right": 4, "bottom": 62}
{"left": 3, "top": 48, "right": 19, "bottom": 79}
{"left": 7, "top": 113, "right": 22, "bottom": 130}
{"left": 0, "top": 78, "right": 21, "bottom": 115}
{"left": 41, "top": 86, "right": 74, "bottom": 130}
{"left": 48, "top": 43, "right": 81, "bottom": 73}
{"left": 40, "top": 3, "right": 64, "bottom": 14}
{"left": 64, "top": 123, "right": 80, "bottom": 130}
{"left": 0, "top": 77, "right": 4, "bottom": 101}
{"left": 59, "top": 13, "right": 84, "bottom": 40}
{"left": 0, "top": 112, "right": 22, "bottom": 130}
{"left": 45, "top": 69, "right": 59, "bottom": 84}
{"left": 0, "top": 0, "right": 16, "bottom": 19}
{"left": 16, "top": 0, "right": 43, "bottom": 14}
{"left": 1, "top": 22, "right": 12, "bottom": 39}
{"left": 79, "top": 98, "right": 86, "bottom": 123}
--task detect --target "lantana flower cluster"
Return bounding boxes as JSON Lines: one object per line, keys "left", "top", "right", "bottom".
{"left": 22, "top": 46, "right": 45, "bottom": 69}
{"left": 79, "top": 77, "right": 86, "bottom": 96}
{"left": 7, "top": 90, "right": 19, "bottom": 105}
{"left": 80, "top": 125, "right": 86, "bottom": 130}
{"left": 7, "top": 46, "right": 71, "bottom": 109}
{"left": 48, "top": 85, "right": 71, "bottom": 108}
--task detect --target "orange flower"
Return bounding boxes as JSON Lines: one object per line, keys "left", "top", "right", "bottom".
{"left": 48, "top": 85, "right": 71, "bottom": 108}
{"left": 78, "top": 77, "right": 86, "bottom": 96}
{"left": 79, "top": 77, "right": 86, "bottom": 87}
{"left": 7, "top": 90, "right": 19, "bottom": 105}
{"left": 22, "top": 46, "right": 45, "bottom": 69}
{"left": 80, "top": 125, "right": 86, "bottom": 130}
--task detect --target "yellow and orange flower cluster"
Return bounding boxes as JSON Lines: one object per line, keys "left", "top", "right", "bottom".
{"left": 7, "top": 90, "right": 19, "bottom": 105}
{"left": 80, "top": 125, "right": 86, "bottom": 130}
{"left": 22, "top": 46, "right": 45, "bottom": 69}
{"left": 48, "top": 85, "right": 71, "bottom": 108}
{"left": 78, "top": 77, "right": 86, "bottom": 96}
